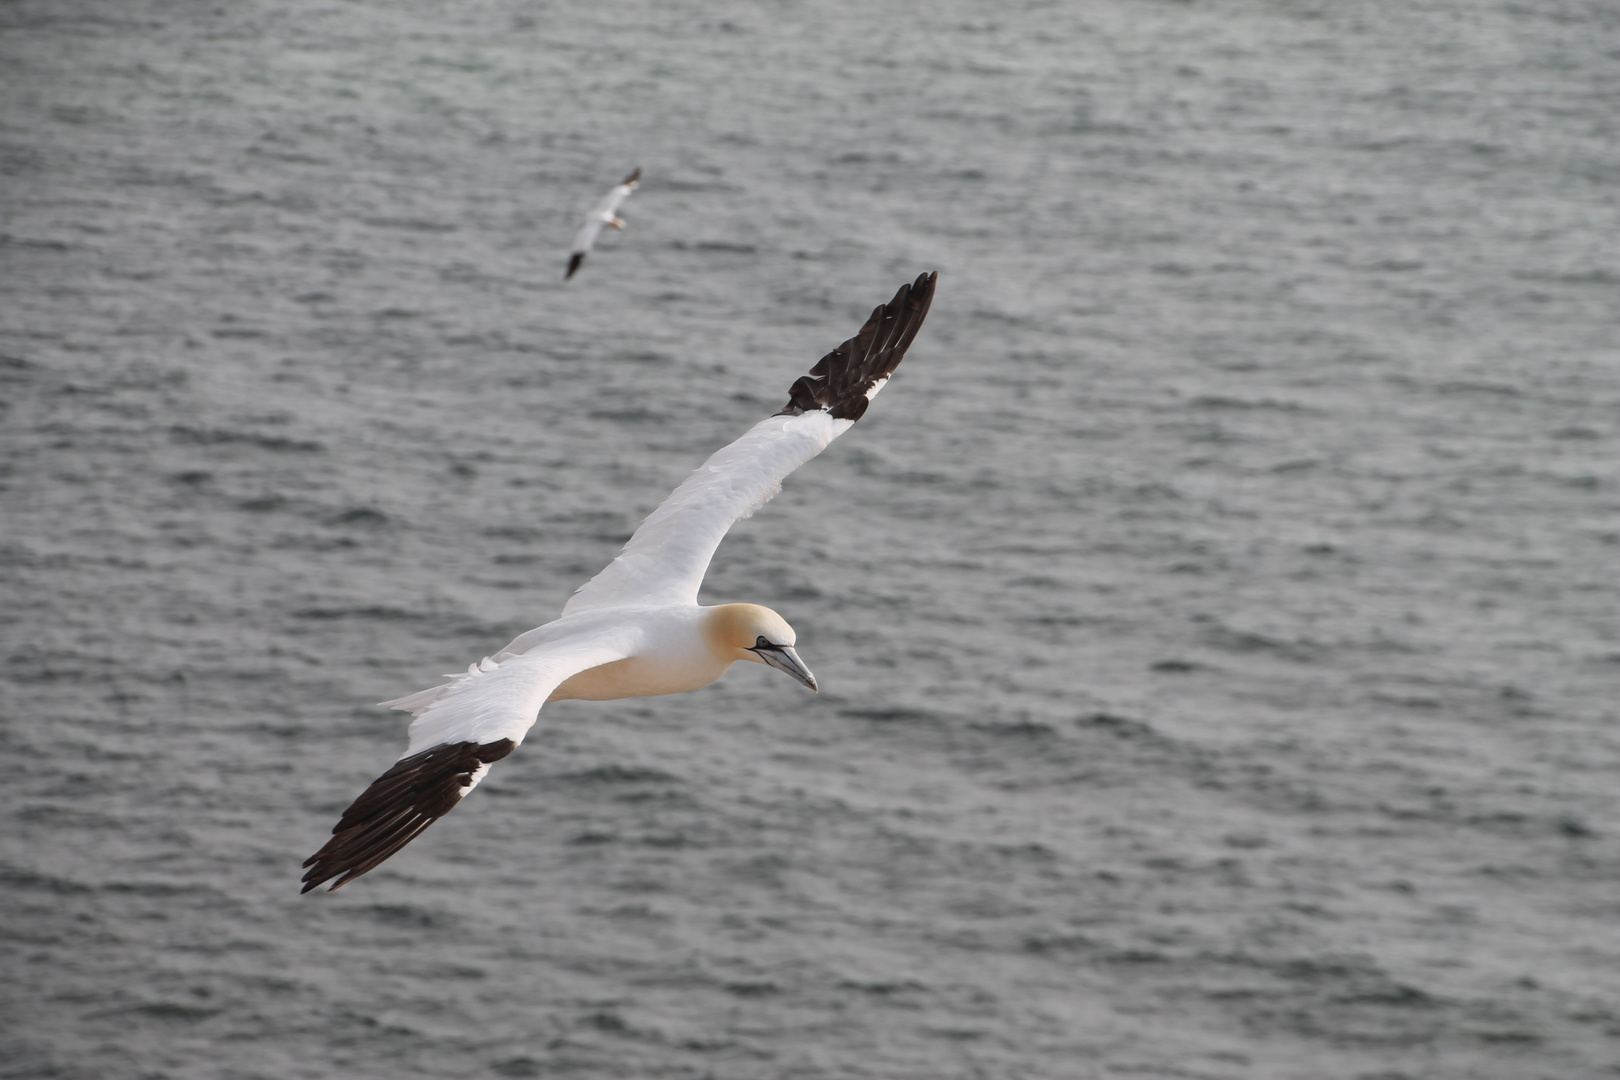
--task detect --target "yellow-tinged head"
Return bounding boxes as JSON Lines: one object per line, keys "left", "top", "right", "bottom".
{"left": 703, "top": 603, "right": 818, "bottom": 692}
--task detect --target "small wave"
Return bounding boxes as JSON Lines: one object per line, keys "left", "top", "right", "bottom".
{"left": 588, "top": 407, "right": 664, "bottom": 423}
{"left": 1432, "top": 380, "right": 1522, "bottom": 397}
{"left": 968, "top": 718, "right": 1056, "bottom": 738}
{"left": 360, "top": 216, "right": 456, "bottom": 232}
{"left": 0, "top": 865, "right": 92, "bottom": 895}
{"left": 1200, "top": 623, "right": 1319, "bottom": 662}
{"left": 1076, "top": 711, "right": 1160, "bottom": 740}
{"left": 340, "top": 902, "right": 459, "bottom": 930}
{"left": 290, "top": 605, "right": 418, "bottom": 621}
{"left": 117, "top": 1001, "right": 224, "bottom": 1022}
{"left": 838, "top": 705, "right": 943, "bottom": 724}
{"left": 170, "top": 425, "right": 323, "bottom": 453}
{"left": 669, "top": 240, "right": 758, "bottom": 254}
{"left": 320, "top": 506, "right": 389, "bottom": 527}
{"left": 556, "top": 764, "right": 682, "bottom": 785}
{"left": 1188, "top": 394, "right": 1311, "bottom": 413}
{"left": 1511, "top": 268, "right": 1617, "bottom": 287}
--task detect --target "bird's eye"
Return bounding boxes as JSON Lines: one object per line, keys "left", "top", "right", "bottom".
{"left": 753, "top": 636, "right": 778, "bottom": 650}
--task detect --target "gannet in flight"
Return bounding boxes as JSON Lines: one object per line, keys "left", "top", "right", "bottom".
{"left": 565, "top": 168, "right": 640, "bottom": 280}
{"left": 301, "top": 271, "right": 939, "bottom": 892}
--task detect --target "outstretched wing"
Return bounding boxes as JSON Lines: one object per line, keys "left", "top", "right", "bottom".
{"left": 301, "top": 629, "right": 634, "bottom": 892}
{"left": 565, "top": 168, "right": 640, "bottom": 279}
{"left": 593, "top": 167, "right": 640, "bottom": 217}
{"left": 563, "top": 270, "right": 937, "bottom": 616}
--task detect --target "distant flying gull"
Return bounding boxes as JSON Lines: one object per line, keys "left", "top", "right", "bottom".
{"left": 565, "top": 167, "right": 640, "bottom": 279}
{"left": 301, "top": 271, "right": 939, "bottom": 892}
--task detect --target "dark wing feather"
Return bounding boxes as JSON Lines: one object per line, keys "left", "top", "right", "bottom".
{"left": 565, "top": 252, "right": 585, "bottom": 280}
{"left": 780, "top": 270, "right": 937, "bottom": 421}
{"left": 300, "top": 739, "right": 516, "bottom": 893}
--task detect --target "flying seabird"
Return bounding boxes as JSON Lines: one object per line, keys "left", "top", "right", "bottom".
{"left": 565, "top": 168, "right": 640, "bottom": 280}
{"left": 301, "top": 271, "right": 939, "bottom": 892}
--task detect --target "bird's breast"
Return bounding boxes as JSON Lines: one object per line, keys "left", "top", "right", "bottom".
{"left": 548, "top": 653, "right": 731, "bottom": 702}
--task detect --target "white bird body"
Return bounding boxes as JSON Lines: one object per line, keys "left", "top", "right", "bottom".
{"left": 548, "top": 604, "right": 760, "bottom": 702}
{"left": 566, "top": 168, "right": 640, "bottom": 279}
{"left": 302, "top": 272, "right": 937, "bottom": 892}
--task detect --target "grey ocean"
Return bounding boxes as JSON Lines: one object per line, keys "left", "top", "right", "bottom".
{"left": 3, "top": 2, "right": 1618, "bottom": 1077}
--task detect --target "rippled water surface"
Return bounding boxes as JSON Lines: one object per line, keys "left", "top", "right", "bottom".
{"left": 3, "top": 1, "right": 1618, "bottom": 1077}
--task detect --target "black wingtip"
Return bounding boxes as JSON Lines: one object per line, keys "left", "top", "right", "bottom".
{"left": 778, "top": 271, "right": 938, "bottom": 421}
{"left": 621, "top": 167, "right": 641, "bottom": 186}
{"left": 300, "top": 739, "right": 516, "bottom": 894}
{"left": 565, "top": 252, "right": 584, "bottom": 280}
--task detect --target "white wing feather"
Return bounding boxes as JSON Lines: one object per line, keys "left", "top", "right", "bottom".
{"left": 570, "top": 216, "right": 607, "bottom": 258}
{"left": 563, "top": 409, "right": 854, "bottom": 614}
{"left": 384, "top": 626, "right": 638, "bottom": 755}
{"left": 594, "top": 182, "right": 635, "bottom": 219}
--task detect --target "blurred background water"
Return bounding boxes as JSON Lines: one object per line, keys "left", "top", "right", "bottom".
{"left": 2, "top": 1, "right": 1618, "bottom": 1077}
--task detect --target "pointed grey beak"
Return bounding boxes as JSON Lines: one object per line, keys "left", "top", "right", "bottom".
{"left": 750, "top": 643, "right": 818, "bottom": 693}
